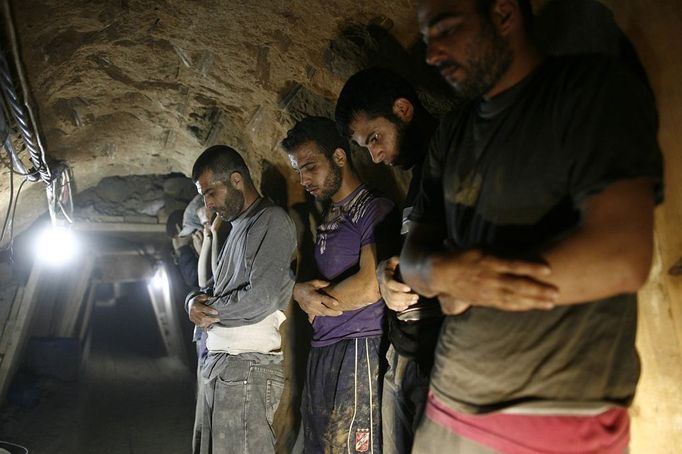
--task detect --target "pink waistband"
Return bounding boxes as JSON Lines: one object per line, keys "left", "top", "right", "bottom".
{"left": 425, "top": 391, "right": 629, "bottom": 454}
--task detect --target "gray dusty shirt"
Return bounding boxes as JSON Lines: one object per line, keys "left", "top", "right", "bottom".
{"left": 208, "top": 197, "right": 296, "bottom": 328}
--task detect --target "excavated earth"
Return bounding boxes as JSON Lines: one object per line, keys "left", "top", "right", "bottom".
{"left": 0, "top": 0, "right": 456, "bottom": 236}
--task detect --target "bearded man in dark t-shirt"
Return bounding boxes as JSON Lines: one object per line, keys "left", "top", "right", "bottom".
{"left": 336, "top": 68, "right": 443, "bottom": 454}
{"left": 400, "top": 0, "right": 664, "bottom": 453}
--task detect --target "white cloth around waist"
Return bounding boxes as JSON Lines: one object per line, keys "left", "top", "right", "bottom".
{"left": 206, "top": 310, "right": 286, "bottom": 355}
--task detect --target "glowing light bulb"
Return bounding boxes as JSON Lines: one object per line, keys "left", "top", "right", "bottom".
{"left": 35, "top": 225, "right": 79, "bottom": 266}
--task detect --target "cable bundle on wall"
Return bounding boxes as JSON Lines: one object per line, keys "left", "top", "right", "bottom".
{"left": 0, "top": 0, "right": 74, "bottom": 254}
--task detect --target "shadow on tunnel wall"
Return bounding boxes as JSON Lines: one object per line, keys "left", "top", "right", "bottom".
{"left": 535, "top": 0, "right": 651, "bottom": 88}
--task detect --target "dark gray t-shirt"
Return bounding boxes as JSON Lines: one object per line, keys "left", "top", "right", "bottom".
{"left": 410, "top": 54, "right": 664, "bottom": 413}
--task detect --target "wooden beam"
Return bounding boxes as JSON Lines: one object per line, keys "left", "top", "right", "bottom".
{"left": 56, "top": 255, "right": 95, "bottom": 337}
{"left": 78, "top": 281, "right": 98, "bottom": 344}
{"left": 72, "top": 222, "right": 166, "bottom": 233}
{"left": 0, "top": 261, "right": 43, "bottom": 403}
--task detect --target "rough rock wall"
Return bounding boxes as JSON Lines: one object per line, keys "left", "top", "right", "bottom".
{"left": 596, "top": 2, "right": 682, "bottom": 452}
{"left": 1, "top": 0, "right": 439, "bottom": 244}
{"left": 533, "top": 1, "right": 682, "bottom": 452}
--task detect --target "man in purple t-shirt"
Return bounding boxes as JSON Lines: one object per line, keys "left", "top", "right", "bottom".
{"left": 282, "top": 117, "right": 399, "bottom": 453}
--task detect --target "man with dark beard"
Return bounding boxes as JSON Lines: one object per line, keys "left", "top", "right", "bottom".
{"left": 335, "top": 68, "right": 442, "bottom": 454}
{"left": 282, "top": 117, "right": 400, "bottom": 453}
{"left": 399, "top": 0, "right": 664, "bottom": 452}
{"left": 185, "top": 145, "right": 297, "bottom": 454}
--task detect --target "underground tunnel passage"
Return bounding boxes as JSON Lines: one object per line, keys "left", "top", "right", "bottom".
{"left": 0, "top": 0, "right": 681, "bottom": 453}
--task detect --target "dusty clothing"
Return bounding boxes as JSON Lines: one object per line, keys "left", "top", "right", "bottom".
{"left": 201, "top": 353, "right": 284, "bottom": 454}
{"left": 192, "top": 197, "right": 296, "bottom": 454}
{"left": 383, "top": 162, "right": 443, "bottom": 454}
{"left": 206, "top": 310, "right": 286, "bottom": 354}
{"left": 302, "top": 336, "right": 384, "bottom": 454}
{"left": 386, "top": 160, "right": 443, "bottom": 371}
{"left": 415, "top": 392, "right": 630, "bottom": 454}
{"left": 410, "top": 55, "right": 663, "bottom": 414}
{"left": 311, "top": 185, "right": 397, "bottom": 347}
{"left": 381, "top": 345, "right": 430, "bottom": 454}
{"left": 303, "top": 184, "right": 397, "bottom": 452}
{"left": 207, "top": 197, "right": 296, "bottom": 328}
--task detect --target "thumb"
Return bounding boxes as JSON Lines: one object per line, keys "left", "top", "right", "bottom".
{"left": 310, "top": 279, "right": 330, "bottom": 289}
{"left": 386, "top": 256, "right": 400, "bottom": 270}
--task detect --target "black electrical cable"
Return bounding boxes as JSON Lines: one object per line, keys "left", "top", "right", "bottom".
{"left": 0, "top": 51, "right": 48, "bottom": 184}
{"left": 0, "top": 0, "right": 50, "bottom": 185}
{"left": 0, "top": 162, "right": 14, "bottom": 244}
{"left": 7, "top": 174, "right": 28, "bottom": 260}
{"left": 0, "top": 167, "right": 27, "bottom": 260}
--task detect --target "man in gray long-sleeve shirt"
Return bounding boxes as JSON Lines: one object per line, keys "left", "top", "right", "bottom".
{"left": 186, "top": 144, "right": 297, "bottom": 454}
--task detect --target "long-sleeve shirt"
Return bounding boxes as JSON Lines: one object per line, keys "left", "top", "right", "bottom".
{"left": 208, "top": 197, "right": 297, "bottom": 328}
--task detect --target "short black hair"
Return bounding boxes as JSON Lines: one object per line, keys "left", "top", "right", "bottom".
{"left": 165, "top": 209, "right": 184, "bottom": 237}
{"left": 335, "top": 67, "right": 422, "bottom": 138}
{"left": 281, "top": 116, "right": 352, "bottom": 167}
{"left": 476, "top": 0, "right": 533, "bottom": 29}
{"left": 191, "top": 144, "right": 252, "bottom": 184}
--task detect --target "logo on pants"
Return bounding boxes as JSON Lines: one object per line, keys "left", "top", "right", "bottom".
{"left": 355, "top": 428, "right": 370, "bottom": 452}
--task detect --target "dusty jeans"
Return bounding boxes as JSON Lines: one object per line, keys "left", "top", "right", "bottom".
{"left": 200, "top": 352, "right": 284, "bottom": 454}
{"left": 381, "top": 345, "right": 430, "bottom": 454}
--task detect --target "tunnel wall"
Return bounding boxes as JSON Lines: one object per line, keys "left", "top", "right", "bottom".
{"left": 604, "top": 1, "right": 682, "bottom": 451}
{"left": 532, "top": 1, "right": 682, "bottom": 451}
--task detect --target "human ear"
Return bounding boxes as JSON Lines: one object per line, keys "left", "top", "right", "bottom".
{"left": 392, "top": 98, "right": 415, "bottom": 123}
{"left": 332, "top": 148, "right": 347, "bottom": 167}
{"left": 491, "top": 0, "right": 519, "bottom": 35}
{"left": 229, "top": 171, "right": 243, "bottom": 190}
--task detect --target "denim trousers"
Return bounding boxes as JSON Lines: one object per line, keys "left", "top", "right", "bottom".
{"left": 200, "top": 352, "right": 284, "bottom": 454}
{"left": 381, "top": 345, "right": 430, "bottom": 454}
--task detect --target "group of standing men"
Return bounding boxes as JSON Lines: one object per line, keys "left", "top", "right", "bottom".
{"left": 182, "top": 0, "right": 664, "bottom": 453}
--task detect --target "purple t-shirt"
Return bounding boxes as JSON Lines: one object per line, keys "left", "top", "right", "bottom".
{"left": 311, "top": 185, "right": 395, "bottom": 347}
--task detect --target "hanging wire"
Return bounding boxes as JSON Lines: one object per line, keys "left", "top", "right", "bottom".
{"left": 0, "top": 158, "right": 14, "bottom": 244}
{"left": 0, "top": 165, "right": 28, "bottom": 262}
{"left": 6, "top": 173, "right": 27, "bottom": 260}
{"left": 1, "top": 0, "right": 50, "bottom": 184}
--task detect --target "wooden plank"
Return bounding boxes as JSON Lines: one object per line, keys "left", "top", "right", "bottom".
{"left": 146, "top": 280, "right": 171, "bottom": 357}
{"left": 0, "top": 261, "right": 43, "bottom": 403}
{"left": 56, "top": 256, "right": 95, "bottom": 337}
{"left": 78, "top": 282, "right": 97, "bottom": 344}
{"left": 145, "top": 266, "right": 187, "bottom": 363}
{"left": 72, "top": 222, "right": 165, "bottom": 233}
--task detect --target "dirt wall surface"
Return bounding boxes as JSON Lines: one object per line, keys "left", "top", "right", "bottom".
{"left": 0, "top": 0, "right": 430, "bottom": 241}
{"left": 595, "top": 1, "right": 682, "bottom": 452}
{"left": 0, "top": 0, "right": 680, "bottom": 452}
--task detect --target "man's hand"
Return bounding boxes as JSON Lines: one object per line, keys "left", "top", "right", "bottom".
{"left": 293, "top": 280, "right": 343, "bottom": 319}
{"left": 211, "top": 214, "right": 222, "bottom": 237}
{"left": 172, "top": 234, "right": 192, "bottom": 252}
{"left": 188, "top": 294, "right": 220, "bottom": 328}
{"left": 377, "top": 256, "right": 419, "bottom": 312}
{"left": 192, "top": 230, "right": 204, "bottom": 255}
{"left": 430, "top": 249, "right": 559, "bottom": 312}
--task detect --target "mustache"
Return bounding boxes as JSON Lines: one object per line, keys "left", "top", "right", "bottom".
{"left": 436, "top": 61, "right": 461, "bottom": 72}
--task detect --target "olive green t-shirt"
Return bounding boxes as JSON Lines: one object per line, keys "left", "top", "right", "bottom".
{"left": 410, "top": 54, "right": 664, "bottom": 413}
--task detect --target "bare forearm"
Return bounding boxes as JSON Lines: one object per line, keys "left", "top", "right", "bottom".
{"left": 325, "top": 275, "right": 381, "bottom": 311}
{"left": 324, "top": 244, "right": 382, "bottom": 311}
{"left": 542, "top": 213, "right": 653, "bottom": 304}
{"left": 198, "top": 236, "right": 212, "bottom": 288}
{"left": 211, "top": 236, "right": 220, "bottom": 277}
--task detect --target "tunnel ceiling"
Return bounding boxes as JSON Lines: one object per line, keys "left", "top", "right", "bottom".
{"left": 1, "top": 0, "right": 449, "bottom": 240}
